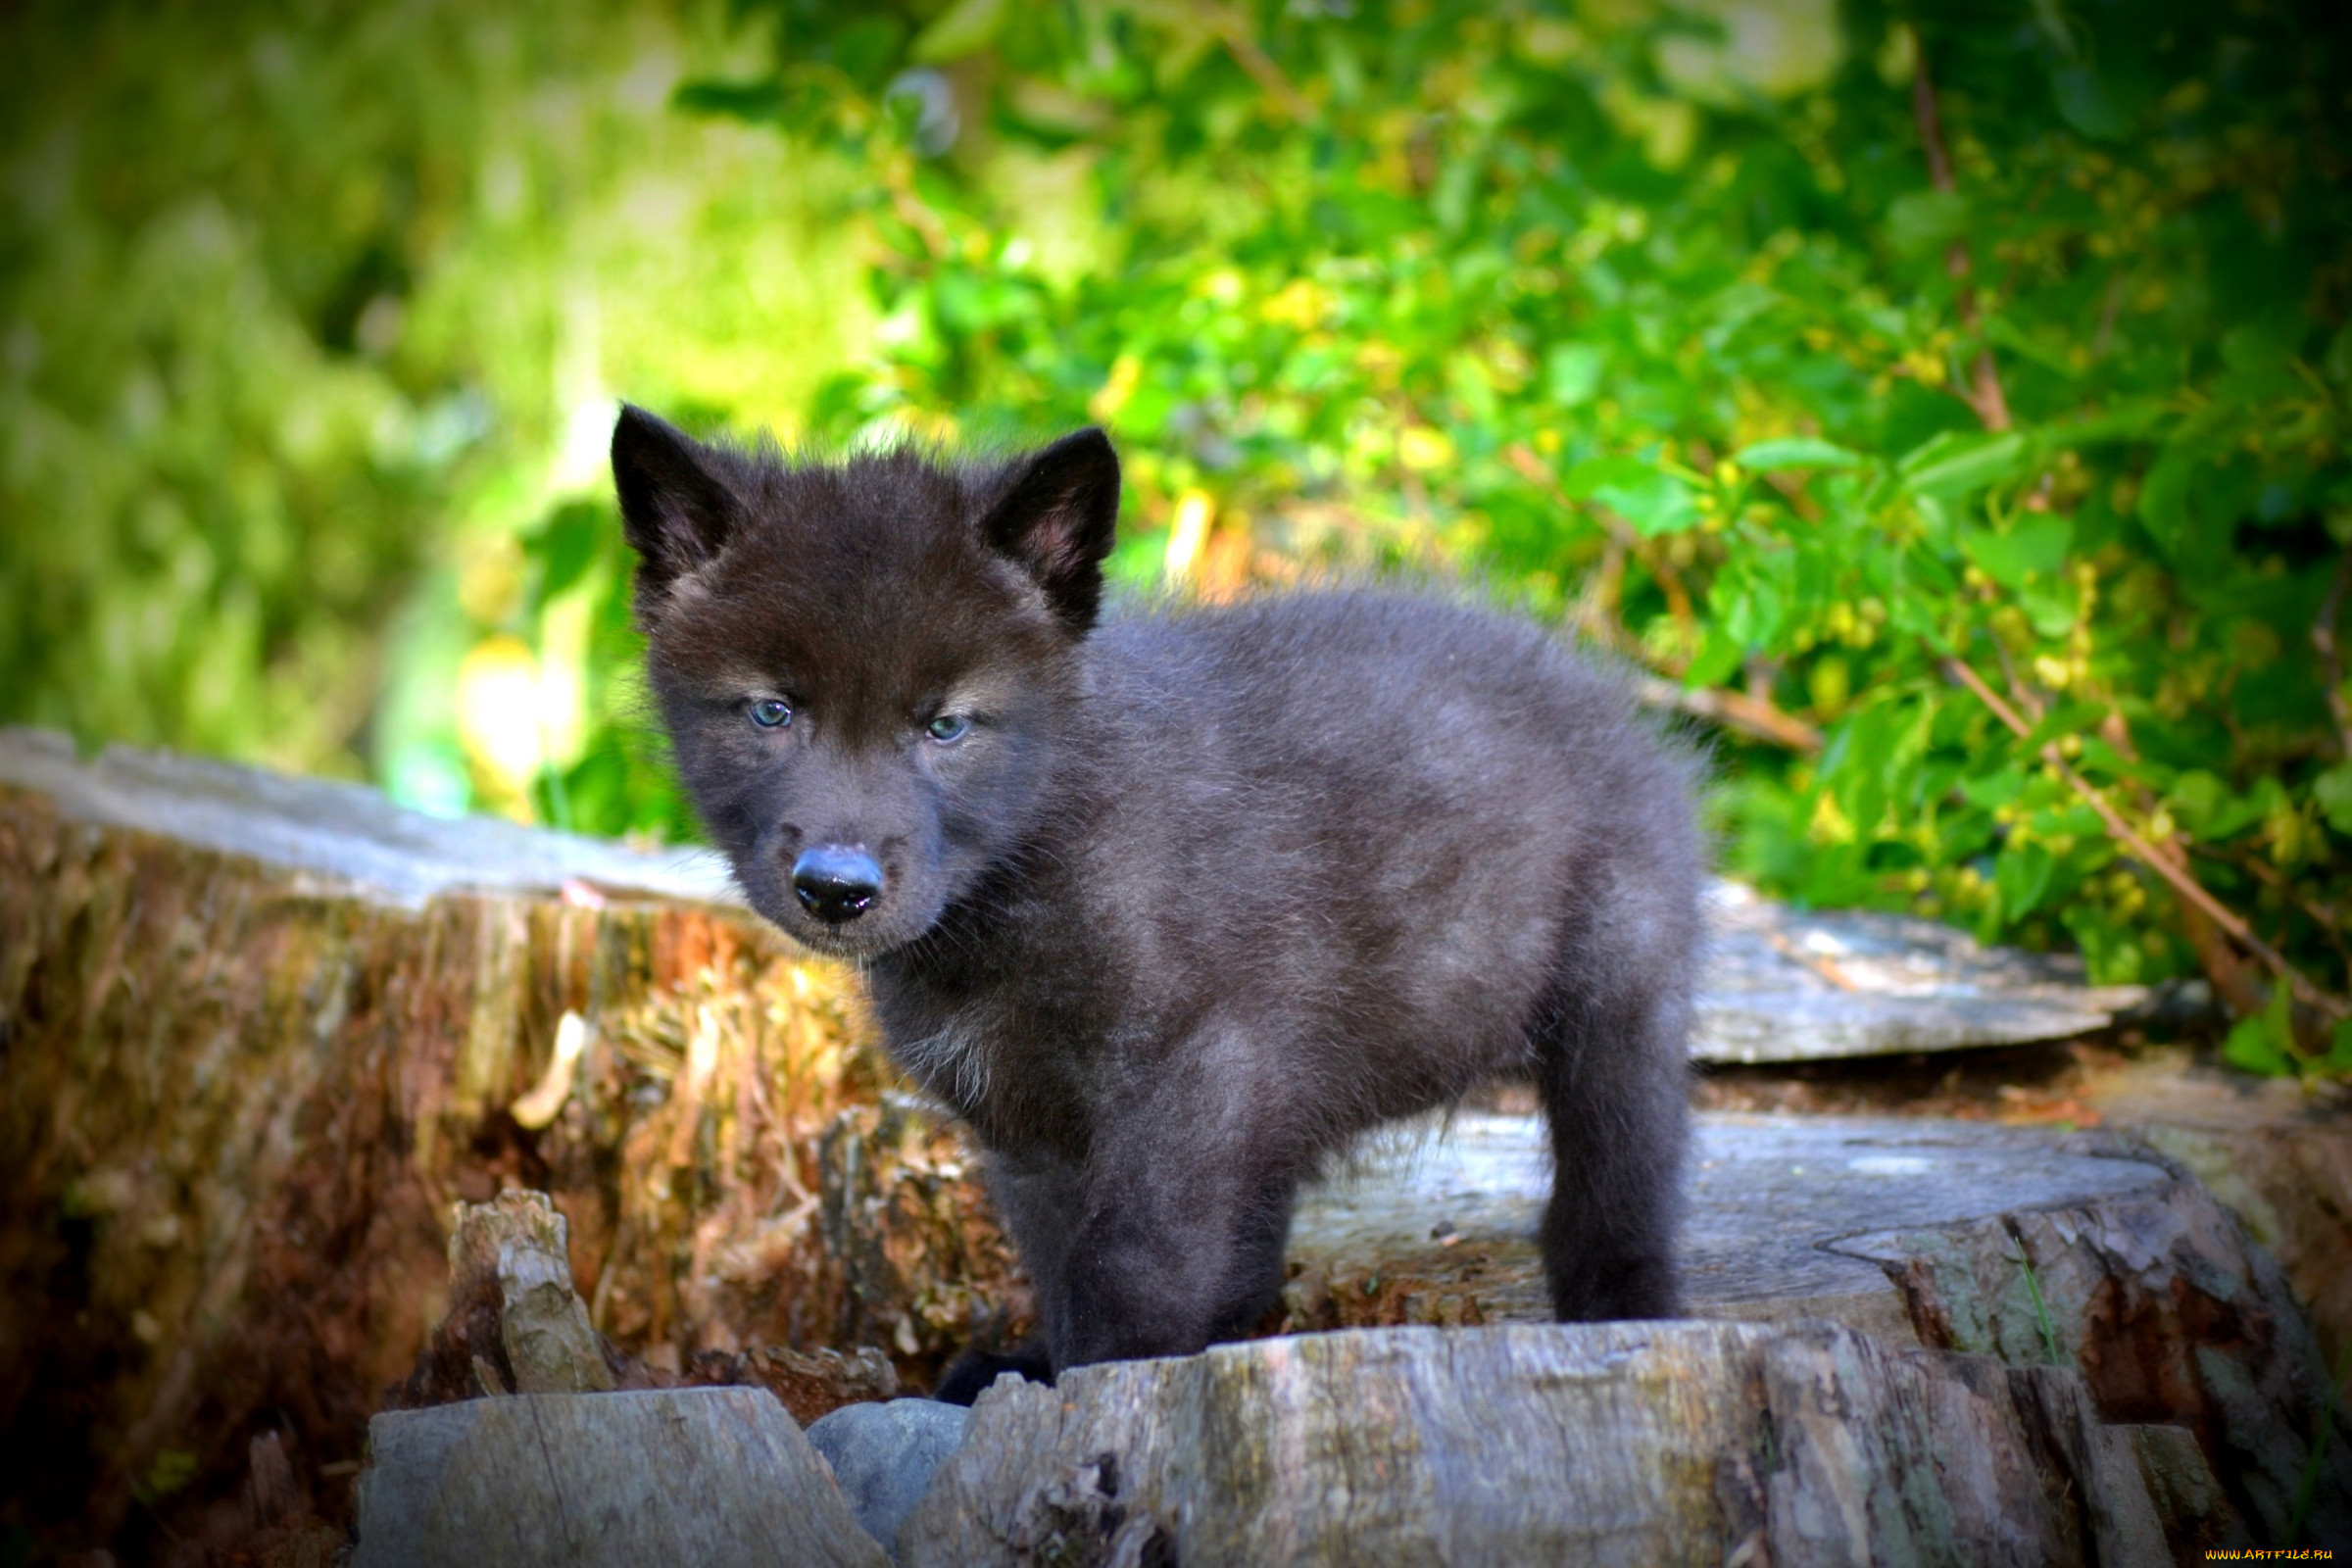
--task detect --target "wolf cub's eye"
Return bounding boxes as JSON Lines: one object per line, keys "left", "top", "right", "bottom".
{"left": 926, "top": 714, "right": 970, "bottom": 744}
{"left": 749, "top": 699, "right": 793, "bottom": 729}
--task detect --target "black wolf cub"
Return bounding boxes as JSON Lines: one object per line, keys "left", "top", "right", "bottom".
{"left": 612, "top": 408, "right": 1701, "bottom": 1396}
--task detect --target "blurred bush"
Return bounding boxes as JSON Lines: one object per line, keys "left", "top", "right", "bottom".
{"left": 1, "top": 0, "right": 865, "bottom": 837}
{"left": 623, "top": 0, "right": 2350, "bottom": 1073}
{"left": 6, "top": 0, "right": 2350, "bottom": 1072}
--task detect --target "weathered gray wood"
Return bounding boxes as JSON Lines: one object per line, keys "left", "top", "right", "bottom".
{"left": 1695, "top": 878, "right": 2147, "bottom": 1062}
{"left": 0, "top": 728, "right": 2143, "bottom": 1060}
{"left": 471, "top": 1190, "right": 614, "bottom": 1395}
{"left": 1288, "top": 1112, "right": 2352, "bottom": 1550}
{"left": 351, "top": 1387, "right": 888, "bottom": 1568}
{"left": 1838, "top": 1171, "right": 2352, "bottom": 1549}
{"left": 896, "top": 1321, "right": 2171, "bottom": 1567}
{"left": 0, "top": 725, "right": 734, "bottom": 909}
{"left": 1285, "top": 1112, "right": 2172, "bottom": 1339}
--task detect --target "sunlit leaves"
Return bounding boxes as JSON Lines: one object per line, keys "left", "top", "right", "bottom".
{"left": 29, "top": 0, "right": 2342, "bottom": 1070}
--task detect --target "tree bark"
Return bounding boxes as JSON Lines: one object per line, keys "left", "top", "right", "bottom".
{"left": 352, "top": 1388, "right": 888, "bottom": 1568}
{"left": 0, "top": 759, "right": 1021, "bottom": 1548}
{"left": 898, "top": 1319, "right": 2183, "bottom": 1567}
{"left": 1, "top": 729, "right": 2322, "bottom": 1560}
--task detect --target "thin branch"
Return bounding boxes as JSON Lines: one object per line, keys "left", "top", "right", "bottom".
{"left": 1910, "top": 64, "right": 1957, "bottom": 191}
{"left": 2089, "top": 269, "right": 2126, "bottom": 362}
{"left": 1501, "top": 443, "right": 1817, "bottom": 750}
{"left": 1943, "top": 654, "right": 2347, "bottom": 1021}
{"left": 1990, "top": 639, "right": 2047, "bottom": 724}
{"left": 1965, "top": 353, "right": 2014, "bottom": 433}
{"left": 1910, "top": 46, "right": 2013, "bottom": 432}
{"left": 1210, "top": 9, "right": 1315, "bottom": 123}
{"left": 1636, "top": 676, "right": 1824, "bottom": 754}
{"left": 1568, "top": 535, "right": 1630, "bottom": 653}
{"left": 1506, "top": 444, "right": 1696, "bottom": 629}
{"left": 2097, "top": 707, "right": 2269, "bottom": 1014}
{"left": 2191, "top": 842, "right": 2352, "bottom": 973}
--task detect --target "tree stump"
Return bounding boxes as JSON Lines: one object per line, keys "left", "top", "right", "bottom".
{"left": 898, "top": 1320, "right": 2181, "bottom": 1567}
{"left": 352, "top": 1388, "right": 888, "bottom": 1568}
{"left": 0, "top": 731, "right": 1018, "bottom": 1548}
{"left": 0, "top": 730, "right": 2326, "bottom": 1559}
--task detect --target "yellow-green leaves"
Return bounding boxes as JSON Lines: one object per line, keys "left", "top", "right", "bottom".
{"left": 1734, "top": 437, "right": 1864, "bottom": 471}
{"left": 1900, "top": 431, "right": 2031, "bottom": 502}
{"left": 1564, "top": 456, "right": 1700, "bottom": 537}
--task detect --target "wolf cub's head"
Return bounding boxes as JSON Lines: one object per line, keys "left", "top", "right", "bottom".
{"left": 612, "top": 407, "right": 1118, "bottom": 959}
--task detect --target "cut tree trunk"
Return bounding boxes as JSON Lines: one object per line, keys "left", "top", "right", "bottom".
{"left": 1282, "top": 1112, "right": 2352, "bottom": 1548}
{"left": 0, "top": 730, "right": 2325, "bottom": 1560}
{"left": 898, "top": 1319, "right": 2181, "bottom": 1567}
{"left": 0, "top": 735, "right": 1020, "bottom": 1551}
{"left": 352, "top": 1388, "right": 888, "bottom": 1568}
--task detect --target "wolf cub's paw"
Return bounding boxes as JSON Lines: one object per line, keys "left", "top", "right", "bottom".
{"left": 931, "top": 1340, "right": 1056, "bottom": 1405}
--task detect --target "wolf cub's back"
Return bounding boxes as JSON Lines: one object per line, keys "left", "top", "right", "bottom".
{"left": 1068, "top": 590, "right": 1700, "bottom": 1123}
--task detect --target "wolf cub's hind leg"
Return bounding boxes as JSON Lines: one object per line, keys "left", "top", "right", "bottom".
{"left": 1530, "top": 946, "right": 1692, "bottom": 1321}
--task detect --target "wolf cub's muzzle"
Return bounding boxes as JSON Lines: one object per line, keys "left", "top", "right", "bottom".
{"left": 791, "top": 844, "right": 884, "bottom": 924}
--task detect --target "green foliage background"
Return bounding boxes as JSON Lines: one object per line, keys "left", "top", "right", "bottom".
{"left": 6, "top": 0, "right": 2350, "bottom": 1073}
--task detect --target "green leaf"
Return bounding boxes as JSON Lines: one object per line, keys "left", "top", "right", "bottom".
{"left": 1717, "top": 573, "right": 1786, "bottom": 649}
{"left": 2050, "top": 66, "right": 2130, "bottom": 140}
{"left": 1733, "top": 437, "right": 1862, "bottom": 471}
{"left": 1899, "top": 431, "right": 2030, "bottom": 501}
{"left": 2322, "top": 1018, "right": 2352, "bottom": 1077}
{"left": 2166, "top": 774, "right": 2280, "bottom": 842}
{"left": 1886, "top": 190, "right": 1973, "bottom": 256}
{"left": 2225, "top": 1014, "right": 2295, "bottom": 1075}
{"left": 2017, "top": 579, "right": 2079, "bottom": 638}
{"left": 2135, "top": 444, "right": 2198, "bottom": 555}
{"left": 1961, "top": 514, "right": 2073, "bottom": 589}
{"left": 1545, "top": 343, "right": 1605, "bottom": 407}
{"left": 1685, "top": 624, "right": 1744, "bottom": 689}
{"left": 1961, "top": 764, "right": 2027, "bottom": 809}
{"left": 2050, "top": 401, "right": 2170, "bottom": 445}
{"left": 2315, "top": 762, "right": 2352, "bottom": 836}
{"left": 2223, "top": 983, "right": 2297, "bottom": 1077}
{"left": 670, "top": 78, "right": 787, "bottom": 121}
{"left": 1565, "top": 456, "right": 1698, "bottom": 537}
{"left": 527, "top": 499, "right": 608, "bottom": 601}
{"left": 910, "top": 0, "right": 1005, "bottom": 63}
{"left": 1983, "top": 316, "right": 2082, "bottom": 380}
{"left": 1994, "top": 841, "right": 2056, "bottom": 919}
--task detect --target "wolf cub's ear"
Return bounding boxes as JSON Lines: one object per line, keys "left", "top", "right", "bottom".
{"left": 981, "top": 427, "right": 1121, "bottom": 634}
{"left": 612, "top": 404, "right": 741, "bottom": 618}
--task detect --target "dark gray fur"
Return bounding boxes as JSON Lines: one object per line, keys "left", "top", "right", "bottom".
{"left": 611, "top": 407, "right": 1701, "bottom": 1394}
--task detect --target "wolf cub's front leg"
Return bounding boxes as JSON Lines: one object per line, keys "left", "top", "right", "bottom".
{"left": 970, "top": 1081, "right": 1298, "bottom": 1380}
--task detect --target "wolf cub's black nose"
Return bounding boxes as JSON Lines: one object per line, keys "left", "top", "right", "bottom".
{"left": 792, "top": 845, "right": 884, "bottom": 923}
